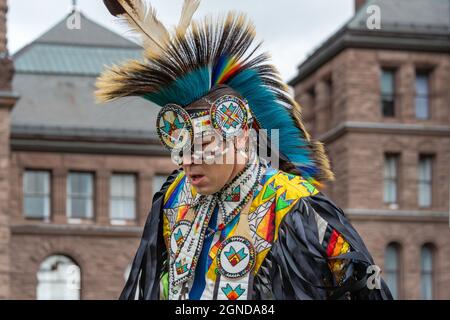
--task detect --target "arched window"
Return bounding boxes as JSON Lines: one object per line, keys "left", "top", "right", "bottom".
{"left": 420, "top": 244, "right": 434, "bottom": 300}
{"left": 385, "top": 243, "right": 400, "bottom": 299}
{"left": 37, "top": 255, "right": 81, "bottom": 300}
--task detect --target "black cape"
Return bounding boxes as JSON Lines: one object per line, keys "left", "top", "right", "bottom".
{"left": 120, "top": 170, "right": 393, "bottom": 300}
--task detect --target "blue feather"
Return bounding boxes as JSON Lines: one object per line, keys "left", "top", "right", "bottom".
{"left": 227, "top": 69, "right": 316, "bottom": 177}
{"left": 144, "top": 67, "right": 212, "bottom": 107}
{"left": 143, "top": 66, "right": 318, "bottom": 179}
{"left": 211, "top": 55, "right": 228, "bottom": 85}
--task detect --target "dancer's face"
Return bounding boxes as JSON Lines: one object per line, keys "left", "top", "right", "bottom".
{"left": 181, "top": 90, "right": 249, "bottom": 195}
{"left": 181, "top": 133, "right": 238, "bottom": 195}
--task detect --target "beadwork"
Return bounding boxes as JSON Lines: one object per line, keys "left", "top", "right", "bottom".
{"left": 156, "top": 104, "right": 193, "bottom": 150}
{"left": 210, "top": 95, "right": 248, "bottom": 138}
{"left": 155, "top": 95, "right": 252, "bottom": 154}
{"left": 217, "top": 236, "right": 256, "bottom": 279}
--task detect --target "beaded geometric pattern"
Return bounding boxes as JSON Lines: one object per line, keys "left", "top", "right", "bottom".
{"left": 217, "top": 236, "right": 255, "bottom": 279}
{"left": 211, "top": 95, "right": 247, "bottom": 138}
{"left": 161, "top": 166, "right": 323, "bottom": 300}
{"left": 156, "top": 104, "right": 193, "bottom": 150}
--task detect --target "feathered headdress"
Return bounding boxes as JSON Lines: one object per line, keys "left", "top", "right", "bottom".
{"left": 96, "top": 0, "right": 334, "bottom": 186}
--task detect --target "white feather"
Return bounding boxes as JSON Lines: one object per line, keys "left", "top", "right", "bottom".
{"left": 177, "top": 0, "right": 201, "bottom": 36}
{"left": 117, "top": 0, "right": 170, "bottom": 55}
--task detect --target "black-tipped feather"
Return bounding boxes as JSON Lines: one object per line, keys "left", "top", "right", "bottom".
{"left": 103, "top": 0, "right": 130, "bottom": 16}
{"left": 96, "top": 5, "right": 334, "bottom": 184}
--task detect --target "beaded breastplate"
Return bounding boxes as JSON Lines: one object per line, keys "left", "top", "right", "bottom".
{"left": 161, "top": 162, "right": 319, "bottom": 300}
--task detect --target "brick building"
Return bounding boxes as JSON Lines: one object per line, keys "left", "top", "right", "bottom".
{"left": 290, "top": 0, "right": 450, "bottom": 299}
{"left": 0, "top": 0, "right": 18, "bottom": 299}
{"left": 1, "top": 0, "right": 449, "bottom": 300}
{"left": 7, "top": 8, "right": 176, "bottom": 299}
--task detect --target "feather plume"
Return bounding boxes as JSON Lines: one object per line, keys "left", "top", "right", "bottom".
{"left": 96, "top": 10, "right": 334, "bottom": 186}
{"left": 177, "top": 0, "right": 201, "bottom": 36}
{"left": 103, "top": 0, "right": 170, "bottom": 56}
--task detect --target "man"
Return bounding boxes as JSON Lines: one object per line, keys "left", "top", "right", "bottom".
{"left": 97, "top": 0, "right": 392, "bottom": 300}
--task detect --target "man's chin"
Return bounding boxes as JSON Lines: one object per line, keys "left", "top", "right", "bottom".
{"left": 193, "top": 185, "right": 219, "bottom": 196}
{"left": 194, "top": 187, "right": 213, "bottom": 195}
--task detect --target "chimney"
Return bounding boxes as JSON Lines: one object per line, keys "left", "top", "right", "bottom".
{"left": 354, "top": 0, "right": 367, "bottom": 12}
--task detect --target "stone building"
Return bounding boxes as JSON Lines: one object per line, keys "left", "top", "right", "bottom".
{"left": 8, "top": 9, "right": 176, "bottom": 299}
{"left": 289, "top": 0, "right": 450, "bottom": 299}
{"left": 0, "top": 0, "right": 18, "bottom": 299}
{"left": 1, "top": 0, "right": 449, "bottom": 300}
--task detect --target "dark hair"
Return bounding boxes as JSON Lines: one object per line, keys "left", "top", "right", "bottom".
{"left": 186, "top": 85, "right": 243, "bottom": 110}
{"left": 279, "top": 159, "right": 301, "bottom": 175}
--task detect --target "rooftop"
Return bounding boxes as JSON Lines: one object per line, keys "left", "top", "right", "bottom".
{"left": 14, "top": 12, "right": 141, "bottom": 76}
{"left": 11, "top": 11, "right": 163, "bottom": 150}
{"left": 289, "top": 0, "right": 450, "bottom": 85}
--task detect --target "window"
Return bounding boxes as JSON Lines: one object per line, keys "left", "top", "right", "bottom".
{"left": 384, "top": 154, "right": 399, "bottom": 204}
{"left": 110, "top": 174, "right": 136, "bottom": 221}
{"left": 67, "top": 172, "right": 94, "bottom": 219}
{"left": 23, "top": 170, "right": 51, "bottom": 219}
{"left": 152, "top": 174, "right": 168, "bottom": 196}
{"left": 380, "top": 69, "right": 396, "bottom": 117}
{"left": 415, "top": 71, "right": 430, "bottom": 119}
{"left": 418, "top": 155, "right": 433, "bottom": 207}
{"left": 420, "top": 244, "right": 434, "bottom": 300}
{"left": 385, "top": 243, "right": 400, "bottom": 299}
{"left": 36, "top": 255, "right": 81, "bottom": 300}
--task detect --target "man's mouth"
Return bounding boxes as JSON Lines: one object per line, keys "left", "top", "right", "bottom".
{"left": 189, "top": 174, "right": 206, "bottom": 186}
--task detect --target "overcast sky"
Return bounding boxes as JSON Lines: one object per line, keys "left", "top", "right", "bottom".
{"left": 7, "top": 0, "right": 355, "bottom": 81}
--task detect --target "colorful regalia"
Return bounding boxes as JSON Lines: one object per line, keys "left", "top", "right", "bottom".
{"left": 96, "top": 0, "right": 392, "bottom": 300}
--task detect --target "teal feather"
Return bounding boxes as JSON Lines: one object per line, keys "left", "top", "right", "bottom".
{"left": 97, "top": 11, "right": 331, "bottom": 183}
{"left": 144, "top": 67, "right": 212, "bottom": 106}
{"left": 227, "top": 69, "right": 317, "bottom": 178}
{"left": 144, "top": 66, "right": 317, "bottom": 178}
